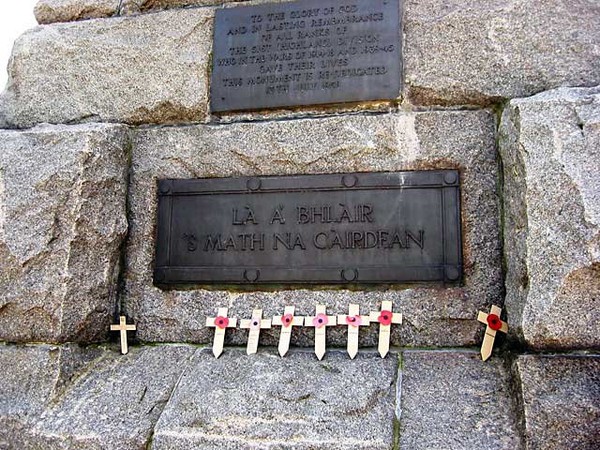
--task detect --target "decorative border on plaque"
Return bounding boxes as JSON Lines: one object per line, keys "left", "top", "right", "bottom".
{"left": 154, "top": 170, "right": 462, "bottom": 285}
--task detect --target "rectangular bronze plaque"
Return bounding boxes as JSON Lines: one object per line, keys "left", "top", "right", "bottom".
{"left": 210, "top": 0, "right": 401, "bottom": 112}
{"left": 154, "top": 171, "right": 462, "bottom": 285}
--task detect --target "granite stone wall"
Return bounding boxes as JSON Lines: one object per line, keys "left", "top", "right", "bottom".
{"left": 0, "top": 0, "right": 598, "bottom": 448}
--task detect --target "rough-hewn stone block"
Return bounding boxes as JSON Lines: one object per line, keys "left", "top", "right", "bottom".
{"left": 124, "top": 110, "right": 501, "bottom": 347}
{"left": 0, "top": 344, "right": 196, "bottom": 449}
{"left": 500, "top": 86, "right": 600, "bottom": 349}
{"left": 399, "top": 351, "right": 521, "bottom": 449}
{"left": 0, "top": 124, "right": 128, "bottom": 343}
{"left": 33, "top": 0, "right": 244, "bottom": 24}
{"left": 405, "top": 0, "right": 600, "bottom": 106}
{"left": 34, "top": 0, "right": 120, "bottom": 24}
{"left": 517, "top": 354, "right": 600, "bottom": 450}
{"left": 0, "top": 8, "right": 212, "bottom": 128}
{"left": 152, "top": 349, "right": 398, "bottom": 449}
{"left": 121, "top": 0, "right": 246, "bottom": 16}
{"left": 16, "top": 0, "right": 600, "bottom": 118}
{"left": 0, "top": 344, "right": 105, "bottom": 448}
{"left": 25, "top": 345, "right": 196, "bottom": 449}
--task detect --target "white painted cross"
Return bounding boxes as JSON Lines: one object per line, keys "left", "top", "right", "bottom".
{"left": 272, "top": 306, "right": 304, "bottom": 357}
{"left": 110, "top": 316, "right": 136, "bottom": 355}
{"left": 240, "top": 309, "right": 271, "bottom": 355}
{"left": 206, "top": 307, "right": 237, "bottom": 358}
{"left": 477, "top": 305, "right": 508, "bottom": 361}
{"left": 304, "top": 304, "right": 337, "bottom": 360}
{"left": 338, "top": 304, "right": 370, "bottom": 359}
{"left": 369, "top": 301, "right": 402, "bottom": 358}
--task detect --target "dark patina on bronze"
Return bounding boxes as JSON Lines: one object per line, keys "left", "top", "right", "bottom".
{"left": 210, "top": 0, "right": 401, "bottom": 112}
{"left": 154, "top": 171, "right": 462, "bottom": 286}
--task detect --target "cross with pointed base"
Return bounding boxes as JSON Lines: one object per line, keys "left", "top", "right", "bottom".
{"left": 338, "top": 304, "right": 370, "bottom": 359}
{"left": 477, "top": 305, "right": 508, "bottom": 361}
{"left": 206, "top": 307, "right": 237, "bottom": 358}
{"left": 369, "top": 301, "right": 402, "bottom": 358}
{"left": 240, "top": 309, "right": 271, "bottom": 355}
{"left": 110, "top": 316, "right": 136, "bottom": 355}
{"left": 272, "top": 306, "right": 304, "bottom": 357}
{"left": 304, "top": 304, "right": 337, "bottom": 360}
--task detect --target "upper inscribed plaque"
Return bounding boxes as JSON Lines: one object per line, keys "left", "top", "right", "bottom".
{"left": 210, "top": 0, "right": 401, "bottom": 112}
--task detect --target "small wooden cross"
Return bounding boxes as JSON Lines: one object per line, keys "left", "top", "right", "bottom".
{"left": 206, "top": 307, "right": 237, "bottom": 358}
{"left": 477, "top": 305, "right": 508, "bottom": 361}
{"left": 369, "top": 301, "right": 402, "bottom": 358}
{"left": 338, "top": 304, "right": 370, "bottom": 359}
{"left": 240, "top": 309, "right": 271, "bottom": 355}
{"left": 110, "top": 316, "right": 136, "bottom": 355}
{"left": 304, "top": 304, "right": 337, "bottom": 360}
{"left": 272, "top": 306, "right": 304, "bottom": 357}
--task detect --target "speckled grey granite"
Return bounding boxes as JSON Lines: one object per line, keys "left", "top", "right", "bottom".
{"left": 0, "top": 8, "right": 212, "bottom": 128}
{"left": 123, "top": 110, "right": 501, "bottom": 347}
{"left": 121, "top": 0, "right": 248, "bottom": 16}
{"left": 399, "top": 350, "right": 521, "bottom": 450}
{"left": 499, "top": 86, "right": 600, "bottom": 349}
{"left": 30, "top": 0, "right": 600, "bottom": 110}
{"left": 517, "top": 354, "right": 600, "bottom": 450}
{"left": 0, "top": 343, "right": 105, "bottom": 448}
{"left": 152, "top": 349, "right": 398, "bottom": 449}
{"left": 404, "top": 0, "right": 600, "bottom": 106}
{"left": 0, "top": 124, "right": 128, "bottom": 343}
{"left": 34, "top": 0, "right": 120, "bottom": 24}
{"left": 34, "top": 0, "right": 248, "bottom": 24}
{"left": 5, "top": 345, "right": 600, "bottom": 449}
{"left": 23, "top": 345, "right": 196, "bottom": 449}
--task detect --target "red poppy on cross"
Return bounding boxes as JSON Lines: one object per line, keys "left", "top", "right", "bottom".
{"left": 369, "top": 301, "right": 402, "bottom": 358}
{"left": 304, "top": 305, "right": 337, "bottom": 360}
{"left": 272, "top": 306, "right": 304, "bottom": 357}
{"left": 477, "top": 305, "right": 508, "bottom": 361}
{"left": 206, "top": 307, "right": 237, "bottom": 358}
{"left": 338, "top": 304, "right": 370, "bottom": 359}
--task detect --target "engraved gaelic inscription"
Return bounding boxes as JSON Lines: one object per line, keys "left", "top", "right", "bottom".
{"left": 210, "top": 0, "right": 401, "bottom": 111}
{"left": 199, "top": 203, "right": 424, "bottom": 252}
{"left": 154, "top": 171, "right": 462, "bottom": 285}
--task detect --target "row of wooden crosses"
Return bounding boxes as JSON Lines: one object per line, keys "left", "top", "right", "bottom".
{"left": 111, "top": 303, "right": 508, "bottom": 361}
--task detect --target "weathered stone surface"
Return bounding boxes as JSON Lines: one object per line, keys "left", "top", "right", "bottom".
{"left": 124, "top": 110, "right": 501, "bottom": 347}
{"left": 34, "top": 0, "right": 119, "bottom": 24}
{"left": 0, "top": 124, "right": 128, "bottom": 343}
{"left": 500, "top": 86, "right": 600, "bottom": 349}
{"left": 399, "top": 350, "right": 521, "bottom": 449}
{"left": 0, "top": 343, "right": 105, "bottom": 448}
{"left": 121, "top": 0, "right": 244, "bottom": 16}
{"left": 0, "top": 344, "right": 63, "bottom": 446}
{"left": 405, "top": 0, "right": 600, "bottom": 106}
{"left": 0, "top": 343, "right": 196, "bottom": 449}
{"left": 517, "top": 354, "right": 600, "bottom": 450}
{"left": 152, "top": 349, "right": 398, "bottom": 449}
{"left": 0, "top": 8, "right": 212, "bottom": 128}
{"left": 25, "top": 345, "right": 195, "bottom": 449}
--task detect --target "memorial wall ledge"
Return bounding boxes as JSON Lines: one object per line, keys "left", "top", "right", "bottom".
{"left": 1, "top": 343, "right": 598, "bottom": 449}
{"left": 0, "top": 0, "right": 596, "bottom": 129}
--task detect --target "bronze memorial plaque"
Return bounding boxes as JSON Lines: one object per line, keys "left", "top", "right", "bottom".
{"left": 154, "top": 171, "right": 462, "bottom": 286}
{"left": 210, "top": 0, "right": 401, "bottom": 112}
